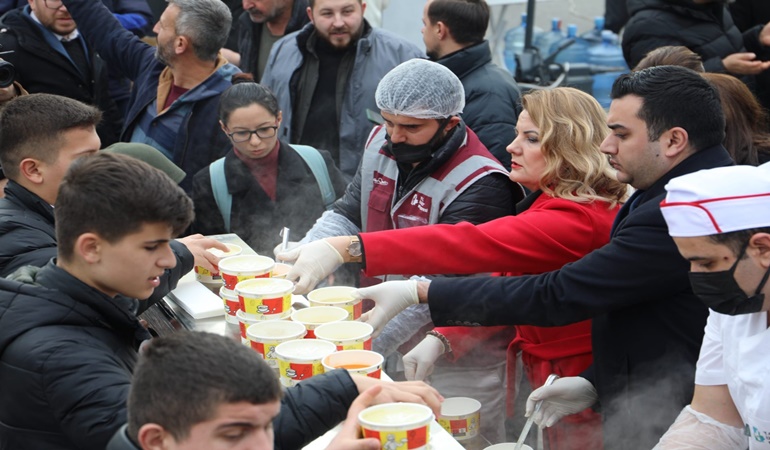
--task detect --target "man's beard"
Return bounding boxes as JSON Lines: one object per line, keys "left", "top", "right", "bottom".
{"left": 155, "top": 42, "right": 175, "bottom": 67}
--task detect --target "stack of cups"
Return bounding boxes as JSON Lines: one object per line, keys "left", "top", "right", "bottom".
{"left": 246, "top": 320, "right": 307, "bottom": 369}
{"left": 235, "top": 277, "right": 294, "bottom": 345}
{"left": 217, "top": 255, "right": 275, "bottom": 325}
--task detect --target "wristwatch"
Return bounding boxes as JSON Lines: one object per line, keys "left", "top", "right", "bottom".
{"left": 346, "top": 236, "right": 362, "bottom": 262}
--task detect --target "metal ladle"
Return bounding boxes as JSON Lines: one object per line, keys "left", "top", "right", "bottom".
{"left": 514, "top": 373, "right": 560, "bottom": 450}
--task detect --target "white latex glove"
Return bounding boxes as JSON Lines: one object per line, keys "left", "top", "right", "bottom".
{"left": 354, "top": 280, "right": 419, "bottom": 337}
{"left": 272, "top": 241, "right": 301, "bottom": 259}
{"left": 653, "top": 405, "right": 747, "bottom": 450}
{"left": 403, "top": 334, "right": 446, "bottom": 381}
{"left": 525, "top": 376, "right": 598, "bottom": 428}
{"left": 276, "top": 240, "right": 343, "bottom": 294}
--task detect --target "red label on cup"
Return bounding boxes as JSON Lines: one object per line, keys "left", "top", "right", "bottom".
{"left": 239, "top": 322, "right": 247, "bottom": 339}
{"left": 261, "top": 296, "right": 284, "bottom": 314}
{"left": 364, "top": 337, "right": 372, "bottom": 350}
{"left": 368, "top": 368, "right": 381, "bottom": 379}
{"left": 222, "top": 273, "right": 239, "bottom": 290}
{"left": 305, "top": 329, "right": 316, "bottom": 339}
{"left": 287, "top": 363, "right": 313, "bottom": 381}
{"left": 450, "top": 419, "right": 468, "bottom": 436}
{"left": 224, "top": 298, "right": 239, "bottom": 316}
{"left": 251, "top": 341, "right": 265, "bottom": 357}
{"left": 406, "top": 427, "right": 428, "bottom": 448}
{"left": 353, "top": 301, "right": 363, "bottom": 320}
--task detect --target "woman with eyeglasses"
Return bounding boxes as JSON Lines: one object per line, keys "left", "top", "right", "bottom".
{"left": 191, "top": 74, "right": 348, "bottom": 255}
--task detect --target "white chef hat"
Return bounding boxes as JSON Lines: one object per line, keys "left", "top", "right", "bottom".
{"left": 661, "top": 163, "right": 770, "bottom": 237}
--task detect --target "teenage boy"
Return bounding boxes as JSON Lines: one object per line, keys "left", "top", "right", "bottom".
{"left": 107, "top": 331, "right": 406, "bottom": 450}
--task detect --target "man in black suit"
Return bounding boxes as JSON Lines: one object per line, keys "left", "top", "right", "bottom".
{"left": 356, "top": 66, "right": 735, "bottom": 450}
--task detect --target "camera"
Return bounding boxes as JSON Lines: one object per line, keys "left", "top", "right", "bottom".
{"left": 0, "top": 60, "right": 15, "bottom": 89}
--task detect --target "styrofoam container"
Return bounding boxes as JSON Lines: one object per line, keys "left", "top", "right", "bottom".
{"left": 314, "top": 321, "right": 373, "bottom": 351}
{"left": 322, "top": 350, "right": 383, "bottom": 379}
{"left": 218, "top": 255, "right": 274, "bottom": 290}
{"left": 274, "top": 338, "right": 337, "bottom": 386}
{"left": 219, "top": 286, "right": 239, "bottom": 324}
{"left": 359, "top": 403, "right": 434, "bottom": 450}
{"left": 194, "top": 243, "right": 242, "bottom": 283}
{"left": 247, "top": 320, "right": 307, "bottom": 368}
{"left": 290, "top": 306, "right": 348, "bottom": 339}
{"left": 307, "top": 286, "right": 362, "bottom": 320}
{"left": 438, "top": 397, "right": 482, "bottom": 441}
{"left": 236, "top": 278, "right": 293, "bottom": 318}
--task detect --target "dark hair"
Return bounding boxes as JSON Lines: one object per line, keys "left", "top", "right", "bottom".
{"left": 427, "top": 0, "right": 489, "bottom": 45}
{"left": 0, "top": 94, "right": 101, "bottom": 180}
{"left": 633, "top": 46, "right": 705, "bottom": 73}
{"left": 219, "top": 75, "right": 281, "bottom": 124}
{"left": 611, "top": 66, "right": 725, "bottom": 152}
{"left": 127, "top": 331, "right": 282, "bottom": 442}
{"left": 709, "top": 227, "right": 770, "bottom": 256}
{"left": 308, "top": 0, "right": 362, "bottom": 8}
{"left": 701, "top": 72, "right": 770, "bottom": 165}
{"left": 55, "top": 152, "right": 193, "bottom": 261}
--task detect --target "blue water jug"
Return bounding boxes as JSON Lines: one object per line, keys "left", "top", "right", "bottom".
{"left": 588, "top": 30, "right": 628, "bottom": 108}
{"left": 502, "top": 13, "right": 542, "bottom": 76}
{"left": 534, "top": 18, "right": 565, "bottom": 60}
{"left": 552, "top": 24, "right": 590, "bottom": 64}
{"left": 584, "top": 16, "right": 606, "bottom": 44}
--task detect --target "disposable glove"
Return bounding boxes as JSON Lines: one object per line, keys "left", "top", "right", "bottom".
{"left": 354, "top": 280, "right": 419, "bottom": 337}
{"left": 403, "top": 334, "right": 446, "bottom": 381}
{"left": 525, "top": 376, "right": 598, "bottom": 428}
{"left": 653, "top": 405, "right": 748, "bottom": 450}
{"left": 272, "top": 241, "right": 301, "bottom": 260}
{"left": 277, "top": 240, "right": 343, "bottom": 294}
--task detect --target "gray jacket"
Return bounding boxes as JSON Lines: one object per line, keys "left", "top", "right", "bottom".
{"left": 261, "top": 22, "right": 424, "bottom": 177}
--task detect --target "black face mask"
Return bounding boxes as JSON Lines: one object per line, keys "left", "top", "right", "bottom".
{"left": 385, "top": 118, "right": 451, "bottom": 165}
{"left": 688, "top": 244, "right": 770, "bottom": 315}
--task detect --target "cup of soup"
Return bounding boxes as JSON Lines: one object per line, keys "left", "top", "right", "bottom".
{"left": 274, "top": 338, "right": 337, "bottom": 387}
{"left": 247, "top": 321, "right": 307, "bottom": 368}
{"left": 271, "top": 262, "right": 292, "bottom": 279}
{"left": 314, "top": 321, "right": 373, "bottom": 351}
{"left": 438, "top": 397, "right": 482, "bottom": 441}
{"left": 235, "top": 278, "right": 294, "bottom": 319}
{"left": 322, "top": 350, "right": 383, "bottom": 379}
{"left": 359, "top": 403, "right": 433, "bottom": 450}
{"left": 290, "top": 306, "right": 348, "bottom": 339}
{"left": 195, "top": 243, "right": 242, "bottom": 283}
{"left": 307, "top": 286, "right": 362, "bottom": 320}
{"left": 218, "top": 255, "right": 274, "bottom": 291}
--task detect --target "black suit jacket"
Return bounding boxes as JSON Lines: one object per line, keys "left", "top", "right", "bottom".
{"left": 427, "top": 144, "right": 734, "bottom": 449}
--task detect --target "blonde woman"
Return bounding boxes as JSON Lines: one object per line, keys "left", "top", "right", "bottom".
{"left": 282, "top": 87, "right": 626, "bottom": 449}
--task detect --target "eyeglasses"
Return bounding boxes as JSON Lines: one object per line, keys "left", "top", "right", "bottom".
{"left": 43, "top": 0, "right": 64, "bottom": 9}
{"left": 226, "top": 126, "right": 278, "bottom": 143}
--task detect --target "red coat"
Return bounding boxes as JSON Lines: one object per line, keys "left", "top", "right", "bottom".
{"left": 360, "top": 192, "right": 619, "bottom": 450}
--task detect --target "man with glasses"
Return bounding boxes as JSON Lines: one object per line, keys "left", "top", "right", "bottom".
{"left": 0, "top": 0, "right": 124, "bottom": 146}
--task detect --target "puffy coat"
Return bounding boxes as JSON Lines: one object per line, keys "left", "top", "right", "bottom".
{"left": 436, "top": 40, "right": 520, "bottom": 168}
{"left": 0, "top": 6, "right": 123, "bottom": 146}
{"left": 191, "top": 141, "right": 348, "bottom": 255}
{"left": 0, "top": 180, "right": 193, "bottom": 308}
{"left": 235, "top": 0, "right": 309, "bottom": 80}
{"left": 60, "top": 0, "right": 238, "bottom": 192}
{"left": 261, "top": 22, "right": 424, "bottom": 177}
{"left": 0, "top": 263, "right": 150, "bottom": 450}
{"left": 623, "top": 0, "right": 766, "bottom": 71}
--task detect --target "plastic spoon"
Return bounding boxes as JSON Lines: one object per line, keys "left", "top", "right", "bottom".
{"left": 514, "top": 373, "right": 560, "bottom": 450}
{"left": 278, "top": 227, "right": 290, "bottom": 262}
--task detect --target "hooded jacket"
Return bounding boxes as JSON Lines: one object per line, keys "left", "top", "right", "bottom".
{"left": 0, "top": 263, "right": 149, "bottom": 450}
{"left": 60, "top": 0, "right": 240, "bottom": 192}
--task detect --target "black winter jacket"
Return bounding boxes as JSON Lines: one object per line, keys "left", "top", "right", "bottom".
{"left": 236, "top": 0, "right": 309, "bottom": 80}
{"left": 0, "top": 263, "right": 150, "bottom": 450}
{"left": 0, "top": 180, "right": 193, "bottom": 308}
{"left": 333, "top": 121, "right": 521, "bottom": 229}
{"left": 106, "top": 368, "right": 359, "bottom": 450}
{"left": 623, "top": 0, "right": 766, "bottom": 71}
{"left": 0, "top": 7, "right": 123, "bottom": 146}
{"left": 427, "top": 144, "right": 734, "bottom": 449}
{"left": 436, "top": 40, "right": 520, "bottom": 168}
{"left": 191, "top": 141, "right": 348, "bottom": 255}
